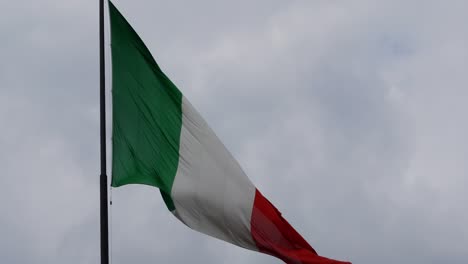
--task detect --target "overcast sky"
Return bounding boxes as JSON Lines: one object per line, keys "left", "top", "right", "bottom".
{"left": 1, "top": 0, "right": 468, "bottom": 263}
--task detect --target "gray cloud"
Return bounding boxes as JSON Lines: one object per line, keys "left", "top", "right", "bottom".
{"left": 1, "top": 0, "right": 467, "bottom": 263}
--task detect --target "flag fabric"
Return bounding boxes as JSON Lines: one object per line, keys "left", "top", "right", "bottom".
{"left": 109, "top": 2, "right": 350, "bottom": 264}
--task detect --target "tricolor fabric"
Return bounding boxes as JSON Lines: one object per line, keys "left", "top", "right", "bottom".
{"left": 109, "top": 2, "right": 350, "bottom": 264}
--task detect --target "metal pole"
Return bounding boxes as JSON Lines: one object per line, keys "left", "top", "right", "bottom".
{"left": 99, "top": 0, "right": 109, "bottom": 263}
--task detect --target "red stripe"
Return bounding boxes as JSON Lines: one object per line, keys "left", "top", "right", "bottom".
{"left": 250, "top": 189, "right": 351, "bottom": 264}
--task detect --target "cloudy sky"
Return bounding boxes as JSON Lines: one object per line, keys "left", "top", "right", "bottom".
{"left": 1, "top": 0, "right": 468, "bottom": 263}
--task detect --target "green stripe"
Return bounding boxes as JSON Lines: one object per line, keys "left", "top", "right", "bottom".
{"left": 109, "top": 1, "right": 182, "bottom": 210}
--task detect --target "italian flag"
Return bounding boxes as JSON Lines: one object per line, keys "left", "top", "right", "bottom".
{"left": 109, "top": 2, "right": 350, "bottom": 264}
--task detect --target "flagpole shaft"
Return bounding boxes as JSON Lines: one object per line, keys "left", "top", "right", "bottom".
{"left": 99, "top": 0, "right": 110, "bottom": 263}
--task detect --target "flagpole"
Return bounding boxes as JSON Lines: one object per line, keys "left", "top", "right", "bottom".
{"left": 99, "top": 0, "right": 110, "bottom": 263}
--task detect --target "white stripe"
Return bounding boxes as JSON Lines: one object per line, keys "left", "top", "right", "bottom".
{"left": 171, "top": 96, "right": 257, "bottom": 250}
